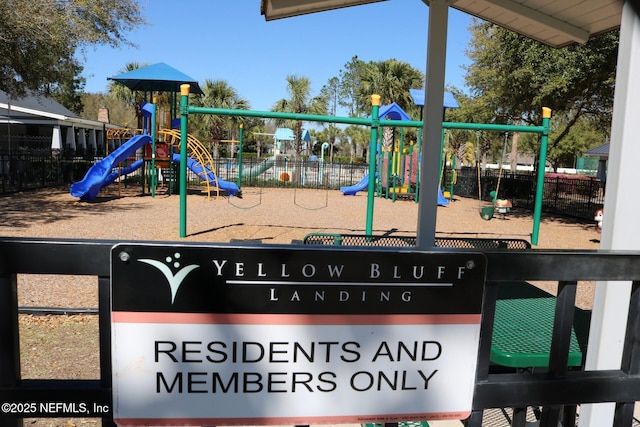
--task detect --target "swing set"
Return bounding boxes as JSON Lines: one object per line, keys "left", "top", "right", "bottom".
{"left": 227, "top": 148, "right": 331, "bottom": 211}
{"left": 176, "top": 85, "right": 552, "bottom": 245}
{"left": 476, "top": 131, "right": 512, "bottom": 221}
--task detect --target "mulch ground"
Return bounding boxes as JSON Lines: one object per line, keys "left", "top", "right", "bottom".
{"left": 1, "top": 185, "right": 601, "bottom": 309}
{"left": 0, "top": 185, "right": 603, "bottom": 427}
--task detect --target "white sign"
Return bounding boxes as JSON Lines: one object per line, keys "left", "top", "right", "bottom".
{"left": 111, "top": 245, "right": 485, "bottom": 426}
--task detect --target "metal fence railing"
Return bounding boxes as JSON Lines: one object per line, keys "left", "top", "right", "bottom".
{"left": 1, "top": 150, "right": 66, "bottom": 193}
{"left": 448, "top": 168, "right": 605, "bottom": 221}
{"left": 0, "top": 150, "right": 604, "bottom": 221}
{"left": 211, "top": 157, "right": 368, "bottom": 190}
{"left": 1, "top": 237, "right": 640, "bottom": 427}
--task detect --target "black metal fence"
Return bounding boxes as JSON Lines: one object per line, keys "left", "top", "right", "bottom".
{"left": 0, "top": 151, "right": 605, "bottom": 221}
{"left": 449, "top": 167, "right": 605, "bottom": 221}
{"left": 211, "top": 156, "right": 368, "bottom": 190}
{"left": 1, "top": 237, "right": 640, "bottom": 427}
{"left": 0, "top": 149, "right": 95, "bottom": 194}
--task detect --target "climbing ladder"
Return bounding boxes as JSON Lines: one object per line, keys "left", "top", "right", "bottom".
{"left": 158, "top": 129, "right": 222, "bottom": 199}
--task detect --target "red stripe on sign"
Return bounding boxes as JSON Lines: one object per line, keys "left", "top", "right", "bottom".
{"left": 111, "top": 312, "right": 481, "bottom": 325}
{"left": 115, "top": 411, "right": 471, "bottom": 425}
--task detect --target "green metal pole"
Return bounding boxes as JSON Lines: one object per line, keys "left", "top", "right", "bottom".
{"left": 366, "top": 95, "right": 380, "bottom": 235}
{"left": 439, "top": 128, "right": 445, "bottom": 193}
{"left": 189, "top": 106, "right": 373, "bottom": 126}
{"left": 237, "top": 124, "right": 244, "bottom": 188}
{"left": 151, "top": 97, "right": 157, "bottom": 198}
{"left": 408, "top": 140, "right": 414, "bottom": 198}
{"left": 179, "top": 84, "right": 190, "bottom": 238}
{"left": 450, "top": 155, "right": 457, "bottom": 198}
{"left": 399, "top": 127, "right": 405, "bottom": 187}
{"left": 415, "top": 128, "right": 422, "bottom": 203}
{"left": 390, "top": 150, "right": 395, "bottom": 201}
{"left": 188, "top": 105, "right": 547, "bottom": 135}
{"left": 377, "top": 130, "right": 383, "bottom": 198}
{"left": 531, "top": 107, "right": 552, "bottom": 245}
{"left": 385, "top": 149, "right": 392, "bottom": 199}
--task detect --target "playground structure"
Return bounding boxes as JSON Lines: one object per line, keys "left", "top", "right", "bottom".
{"left": 176, "top": 85, "right": 551, "bottom": 244}
{"left": 1, "top": 5, "right": 633, "bottom": 425}
{"left": 70, "top": 85, "right": 550, "bottom": 245}
{"left": 70, "top": 104, "right": 242, "bottom": 201}
{"left": 376, "top": 128, "right": 450, "bottom": 206}
{"left": 69, "top": 64, "right": 550, "bottom": 245}
{"left": 70, "top": 62, "right": 249, "bottom": 201}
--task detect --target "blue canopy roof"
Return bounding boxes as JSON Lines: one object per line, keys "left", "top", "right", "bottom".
{"left": 108, "top": 62, "right": 203, "bottom": 95}
{"left": 274, "top": 128, "right": 294, "bottom": 140}
{"left": 409, "top": 88, "right": 459, "bottom": 109}
{"left": 378, "top": 102, "right": 412, "bottom": 121}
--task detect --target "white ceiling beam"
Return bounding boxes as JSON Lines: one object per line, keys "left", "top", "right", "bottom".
{"left": 483, "top": 0, "right": 590, "bottom": 43}
{"left": 261, "top": 0, "right": 386, "bottom": 21}
{"left": 0, "top": 102, "right": 67, "bottom": 120}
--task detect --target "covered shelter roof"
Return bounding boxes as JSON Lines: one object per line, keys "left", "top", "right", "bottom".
{"left": 410, "top": 88, "right": 458, "bottom": 109}
{"left": 260, "top": 3, "right": 634, "bottom": 424}
{"left": 274, "top": 128, "right": 294, "bottom": 141}
{"left": 260, "top": 0, "right": 622, "bottom": 48}
{"left": 584, "top": 142, "right": 610, "bottom": 159}
{"left": 449, "top": 0, "right": 621, "bottom": 48}
{"left": 108, "top": 62, "right": 203, "bottom": 95}
{"left": 0, "top": 90, "right": 119, "bottom": 131}
{"left": 260, "top": 0, "right": 384, "bottom": 21}
{"left": 378, "top": 102, "right": 412, "bottom": 121}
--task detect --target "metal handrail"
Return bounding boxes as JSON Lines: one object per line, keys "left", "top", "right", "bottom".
{"left": 1, "top": 237, "right": 639, "bottom": 427}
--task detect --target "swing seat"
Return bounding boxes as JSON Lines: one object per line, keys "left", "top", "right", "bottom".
{"left": 479, "top": 202, "right": 495, "bottom": 220}
{"left": 495, "top": 199, "right": 512, "bottom": 214}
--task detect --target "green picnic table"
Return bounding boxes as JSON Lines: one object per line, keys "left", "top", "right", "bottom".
{"left": 491, "top": 281, "right": 591, "bottom": 369}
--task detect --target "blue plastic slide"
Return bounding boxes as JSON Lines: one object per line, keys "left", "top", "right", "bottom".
{"left": 171, "top": 153, "right": 241, "bottom": 197}
{"left": 340, "top": 173, "right": 449, "bottom": 206}
{"left": 437, "top": 187, "right": 450, "bottom": 206}
{"left": 70, "top": 134, "right": 152, "bottom": 201}
{"left": 242, "top": 157, "right": 275, "bottom": 178}
{"left": 340, "top": 174, "right": 371, "bottom": 196}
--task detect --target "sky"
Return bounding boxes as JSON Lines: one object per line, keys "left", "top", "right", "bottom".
{"left": 80, "top": 0, "right": 474, "bottom": 114}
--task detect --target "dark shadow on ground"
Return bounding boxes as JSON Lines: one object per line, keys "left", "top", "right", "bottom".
{"left": 0, "top": 187, "right": 159, "bottom": 228}
{"left": 188, "top": 223, "right": 245, "bottom": 237}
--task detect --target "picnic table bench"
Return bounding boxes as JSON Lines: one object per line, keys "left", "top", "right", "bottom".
{"left": 303, "top": 233, "right": 590, "bottom": 426}
{"left": 302, "top": 233, "right": 532, "bottom": 250}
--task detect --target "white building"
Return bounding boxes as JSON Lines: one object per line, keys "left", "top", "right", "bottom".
{"left": 0, "top": 90, "right": 121, "bottom": 156}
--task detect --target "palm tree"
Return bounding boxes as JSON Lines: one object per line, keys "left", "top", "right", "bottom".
{"left": 272, "top": 74, "right": 327, "bottom": 157}
{"left": 272, "top": 74, "right": 327, "bottom": 182}
{"left": 344, "top": 125, "right": 370, "bottom": 162}
{"left": 320, "top": 77, "right": 342, "bottom": 162}
{"left": 357, "top": 59, "right": 424, "bottom": 113}
{"left": 314, "top": 126, "right": 345, "bottom": 162}
{"left": 107, "top": 62, "right": 148, "bottom": 129}
{"left": 358, "top": 60, "right": 424, "bottom": 162}
{"left": 194, "top": 79, "right": 250, "bottom": 157}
